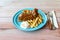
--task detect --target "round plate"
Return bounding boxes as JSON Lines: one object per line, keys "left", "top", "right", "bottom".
{"left": 13, "top": 8, "right": 47, "bottom": 31}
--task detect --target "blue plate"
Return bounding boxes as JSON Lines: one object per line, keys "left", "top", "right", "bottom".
{"left": 13, "top": 8, "right": 47, "bottom": 31}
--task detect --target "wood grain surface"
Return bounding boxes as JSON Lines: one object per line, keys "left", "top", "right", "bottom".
{"left": 0, "top": 0, "right": 60, "bottom": 40}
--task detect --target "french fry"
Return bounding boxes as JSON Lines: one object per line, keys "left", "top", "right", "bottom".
{"left": 31, "top": 17, "right": 39, "bottom": 27}
{"left": 27, "top": 14, "right": 43, "bottom": 28}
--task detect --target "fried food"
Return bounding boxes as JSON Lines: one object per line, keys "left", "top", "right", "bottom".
{"left": 18, "top": 8, "right": 43, "bottom": 28}
{"left": 27, "top": 15, "right": 42, "bottom": 28}
{"left": 18, "top": 8, "right": 38, "bottom": 21}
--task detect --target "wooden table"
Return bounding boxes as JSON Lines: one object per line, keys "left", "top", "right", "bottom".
{"left": 0, "top": 0, "right": 60, "bottom": 40}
